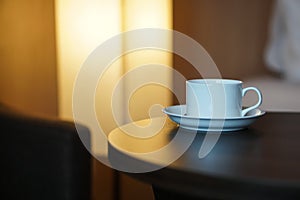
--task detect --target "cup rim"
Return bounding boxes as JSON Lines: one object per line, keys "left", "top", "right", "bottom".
{"left": 187, "top": 79, "right": 242, "bottom": 85}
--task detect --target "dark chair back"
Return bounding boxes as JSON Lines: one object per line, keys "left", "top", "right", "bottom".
{"left": 0, "top": 105, "right": 91, "bottom": 200}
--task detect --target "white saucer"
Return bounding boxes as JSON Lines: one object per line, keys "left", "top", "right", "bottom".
{"left": 162, "top": 105, "right": 266, "bottom": 132}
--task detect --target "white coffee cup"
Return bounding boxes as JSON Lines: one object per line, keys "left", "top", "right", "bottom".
{"left": 186, "top": 79, "right": 262, "bottom": 118}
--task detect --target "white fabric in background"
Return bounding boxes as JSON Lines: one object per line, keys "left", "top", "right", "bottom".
{"left": 265, "top": 0, "right": 300, "bottom": 82}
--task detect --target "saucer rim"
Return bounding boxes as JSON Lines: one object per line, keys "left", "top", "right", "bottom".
{"left": 163, "top": 105, "right": 266, "bottom": 120}
{"left": 178, "top": 125, "right": 244, "bottom": 132}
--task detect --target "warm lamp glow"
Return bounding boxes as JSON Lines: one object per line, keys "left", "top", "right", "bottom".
{"left": 55, "top": 0, "right": 173, "bottom": 154}
{"left": 122, "top": 0, "right": 172, "bottom": 29}
{"left": 55, "top": 0, "right": 122, "bottom": 120}
{"left": 122, "top": 0, "right": 173, "bottom": 122}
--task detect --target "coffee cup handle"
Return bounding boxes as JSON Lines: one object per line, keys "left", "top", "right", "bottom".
{"left": 241, "top": 87, "right": 262, "bottom": 116}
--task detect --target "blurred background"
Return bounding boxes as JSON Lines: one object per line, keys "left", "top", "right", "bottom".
{"left": 1, "top": 0, "right": 299, "bottom": 199}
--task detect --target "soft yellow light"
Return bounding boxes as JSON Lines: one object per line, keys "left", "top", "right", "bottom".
{"left": 55, "top": 0, "right": 122, "bottom": 120}
{"left": 122, "top": 0, "right": 172, "bottom": 29}
{"left": 122, "top": 0, "right": 173, "bottom": 121}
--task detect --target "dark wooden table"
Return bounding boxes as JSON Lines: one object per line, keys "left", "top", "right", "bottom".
{"left": 108, "top": 112, "right": 300, "bottom": 200}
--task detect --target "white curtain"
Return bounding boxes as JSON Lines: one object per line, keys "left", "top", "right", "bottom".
{"left": 265, "top": 0, "right": 300, "bottom": 83}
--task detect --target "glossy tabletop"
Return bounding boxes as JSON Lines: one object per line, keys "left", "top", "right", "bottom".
{"left": 108, "top": 112, "right": 300, "bottom": 199}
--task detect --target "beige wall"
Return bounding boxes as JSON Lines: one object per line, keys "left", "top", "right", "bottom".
{"left": 173, "top": 0, "right": 274, "bottom": 104}
{"left": 0, "top": 0, "right": 58, "bottom": 117}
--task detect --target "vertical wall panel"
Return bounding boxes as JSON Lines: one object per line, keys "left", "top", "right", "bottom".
{"left": 0, "top": 0, "right": 58, "bottom": 117}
